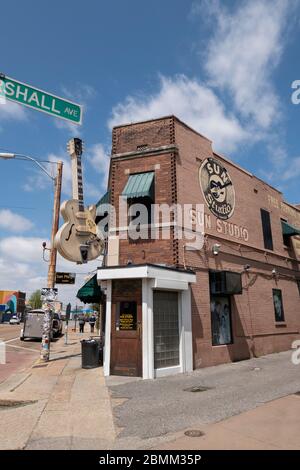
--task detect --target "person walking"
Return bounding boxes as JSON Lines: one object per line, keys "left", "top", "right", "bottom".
{"left": 78, "top": 315, "right": 85, "bottom": 333}
{"left": 89, "top": 314, "right": 96, "bottom": 333}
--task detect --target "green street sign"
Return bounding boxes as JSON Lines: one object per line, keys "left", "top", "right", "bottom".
{"left": 0, "top": 74, "right": 82, "bottom": 125}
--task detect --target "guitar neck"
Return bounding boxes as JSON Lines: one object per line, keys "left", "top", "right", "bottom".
{"left": 71, "top": 152, "right": 84, "bottom": 212}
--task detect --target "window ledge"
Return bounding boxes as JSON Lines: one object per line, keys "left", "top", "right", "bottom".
{"left": 275, "top": 322, "right": 287, "bottom": 327}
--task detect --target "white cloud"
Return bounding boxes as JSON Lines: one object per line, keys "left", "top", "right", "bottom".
{"left": 281, "top": 157, "right": 300, "bottom": 181}
{"left": 0, "top": 236, "right": 49, "bottom": 263}
{"left": 54, "top": 118, "right": 82, "bottom": 136}
{"left": 87, "top": 143, "right": 110, "bottom": 175}
{"left": 202, "top": 0, "right": 291, "bottom": 128}
{"left": 23, "top": 149, "right": 106, "bottom": 200}
{"left": 85, "top": 182, "right": 102, "bottom": 200}
{"left": 0, "top": 209, "right": 34, "bottom": 232}
{"left": 48, "top": 153, "right": 73, "bottom": 196}
{"left": 54, "top": 83, "right": 96, "bottom": 135}
{"left": 0, "top": 99, "right": 27, "bottom": 122}
{"left": 0, "top": 236, "right": 102, "bottom": 307}
{"left": 108, "top": 75, "right": 248, "bottom": 153}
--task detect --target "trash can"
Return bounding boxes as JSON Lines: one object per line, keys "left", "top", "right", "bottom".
{"left": 81, "top": 338, "right": 101, "bottom": 369}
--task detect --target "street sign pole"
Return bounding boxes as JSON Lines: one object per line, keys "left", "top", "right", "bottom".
{"left": 65, "top": 303, "right": 71, "bottom": 345}
{"left": 40, "top": 161, "right": 63, "bottom": 362}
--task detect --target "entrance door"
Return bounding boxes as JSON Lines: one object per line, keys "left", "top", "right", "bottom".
{"left": 110, "top": 300, "right": 142, "bottom": 376}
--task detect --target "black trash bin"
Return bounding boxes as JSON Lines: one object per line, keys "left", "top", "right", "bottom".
{"left": 81, "top": 338, "right": 101, "bottom": 369}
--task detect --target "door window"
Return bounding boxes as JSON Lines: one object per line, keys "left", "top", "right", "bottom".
{"left": 116, "top": 301, "right": 137, "bottom": 331}
{"left": 211, "top": 296, "right": 233, "bottom": 346}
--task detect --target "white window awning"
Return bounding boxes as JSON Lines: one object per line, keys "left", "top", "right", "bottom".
{"left": 97, "top": 264, "right": 196, "bottom": 291}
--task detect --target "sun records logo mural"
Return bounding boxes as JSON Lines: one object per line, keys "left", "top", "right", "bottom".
{"left": 199, "top": 157, "right": 235, "bottom": 220}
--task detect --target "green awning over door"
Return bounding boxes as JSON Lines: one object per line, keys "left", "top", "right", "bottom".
{"left": 122, "top": 172, "right": 154, "bottom": 199}
{"left": 77, "top": 274, "right": 103, "bottom": 304}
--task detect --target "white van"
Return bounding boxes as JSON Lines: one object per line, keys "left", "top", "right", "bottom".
{"left": 20, "top": 309, "right": 54, "bottom": 341}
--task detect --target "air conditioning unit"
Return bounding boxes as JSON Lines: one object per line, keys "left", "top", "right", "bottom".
{"left": 209, "top": 270, "right": 242, "bottom": 295}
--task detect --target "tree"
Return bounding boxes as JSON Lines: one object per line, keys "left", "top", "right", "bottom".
{"left": 91, "top": 303, "right": 100, "bottom": 313}
{"left": 29, "top": 289, "right": 42, "bottom": 309}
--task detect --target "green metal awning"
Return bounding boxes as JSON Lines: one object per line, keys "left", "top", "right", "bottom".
{"left": 77, "top": 274, "right": 103, "bottom": 304}
{"left": 281, "top": 220, "right": 300, "bottom": 237}
{"left": 96, "top": 190, "right": 111, "bottom": 218}
{"left": 122, "top": 172, "right": 154, "bottom": 199}
{"left": 96, "top": 190, "right": 110, "bottom": 208}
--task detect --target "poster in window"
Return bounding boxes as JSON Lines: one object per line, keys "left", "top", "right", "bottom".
{"left": 116, "top": 301, "right": 137, "bottom": 331}
{"left": 273, "top": 289, "right": 285, "bottom": 322}
{"left": 211, "top": 296, "right": 232, "bottom": 346}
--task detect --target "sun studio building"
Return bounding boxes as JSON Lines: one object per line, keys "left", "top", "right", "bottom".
{"left": 96, "top": 116, "right": 300, "bottom": 379}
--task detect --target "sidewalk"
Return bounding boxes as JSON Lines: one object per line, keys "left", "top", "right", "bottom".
{"left": 0, "top": 330, "right": 116, "bottom": 450}
{"left": 155, "top": 394, "right": 300, "bottom": 450}
{"left": 1, "top": 334, "right": 300, "bottom": 450}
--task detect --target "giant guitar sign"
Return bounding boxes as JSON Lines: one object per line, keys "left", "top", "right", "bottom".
{"left": 0, "top": 74, "right": 82, "bottom": 125}
{"left": 54, "top": 138, "right": 104, "bottom": 264}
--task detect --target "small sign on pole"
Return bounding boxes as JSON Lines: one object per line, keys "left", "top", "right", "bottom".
{"left": 55, "top": 272, "right": 76, "bottom": 285}
{"left": 41, "top": 288, "right": 58, "bottom": 302}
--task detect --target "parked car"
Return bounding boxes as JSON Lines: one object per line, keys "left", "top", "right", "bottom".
{"left": 9, "top": 315, "right": 20, "bottom": 325}
{"left": 20, "top": 309, "right": 62, "bottom": 341}
{"left": 52, "top": 313, "right": 63, "bottom": 337}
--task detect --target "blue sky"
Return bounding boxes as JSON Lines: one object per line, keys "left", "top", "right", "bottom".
{"left": 0, "top": 0, "right": 300, "bottom": 306}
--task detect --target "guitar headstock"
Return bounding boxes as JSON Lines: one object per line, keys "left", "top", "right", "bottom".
{"left": 67, "top": 138, "right": 84, "bottom": 157}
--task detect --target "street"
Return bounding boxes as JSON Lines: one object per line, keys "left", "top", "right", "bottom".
{"left": 0, "top": 323, "right": 50, "bottom": 385}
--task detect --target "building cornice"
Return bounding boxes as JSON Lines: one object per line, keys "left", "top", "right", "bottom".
{"left": 111, "top": 144, "right": 179, "bottom": 161}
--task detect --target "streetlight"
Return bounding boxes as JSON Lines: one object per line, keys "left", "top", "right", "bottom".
{"left": 0, "top": 152, "right": 63, "bottom": 362}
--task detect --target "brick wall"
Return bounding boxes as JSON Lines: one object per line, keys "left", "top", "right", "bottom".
{"left": 106, "top": 115, "right": 300, "bottom": 368}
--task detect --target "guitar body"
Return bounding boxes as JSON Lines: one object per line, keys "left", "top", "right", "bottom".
{"left": 55, "top": 199, "right": 103, "bottom": 263}
{"left": 54, "top": 138, "right": 104, "bottom": 264}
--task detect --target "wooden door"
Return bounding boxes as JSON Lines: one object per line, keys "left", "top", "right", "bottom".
{"left": 110, "top": 299, "right": 142, "bottom": 376}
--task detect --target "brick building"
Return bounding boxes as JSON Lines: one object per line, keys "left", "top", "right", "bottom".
{"left": 97, "top": 116, "right": 300, "bottom": 379}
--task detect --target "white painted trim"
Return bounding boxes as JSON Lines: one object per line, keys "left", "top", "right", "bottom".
{"left": 178, "top": 291, "right": 183, "bottom": 374}
{"left": 142, "top": 279, "right": 155, "bottom": 380}
{"left": 181, "top": 288, "right": 193, "bottom": 373}
{"left": 142, "top": 279, "right": 149, "bottom": 379}
{"left": 103, "top": 280, "right": 112, "bottom": 376}
{"left": 155, "top": 366, "right": 182, "bottom": 378}
{"left": 97, "top": 265, "right": 196, "bottom": 285}
{"left": 153, "top": 279, "right": 189, "bottom": 290}
{"left": 147, "top": 283, "right": 154, "bottom": 379}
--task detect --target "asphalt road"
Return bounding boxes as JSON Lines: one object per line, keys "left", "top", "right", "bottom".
{"left": 0, "top": 323, "right": 46, "bottom": 384}
{"left": 108, "top": 350, "right": 300, "bottom": 447}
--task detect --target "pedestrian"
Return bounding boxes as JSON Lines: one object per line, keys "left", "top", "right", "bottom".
{"left": 89, "top": 314, "right": 96, "bottom": 333}
{"left": 78, "top": 315, "right": 85, "bottom": 333}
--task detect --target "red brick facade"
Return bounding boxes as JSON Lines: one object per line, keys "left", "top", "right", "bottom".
{"left": 106, "top": 115, "right": 300, "bottom": 368}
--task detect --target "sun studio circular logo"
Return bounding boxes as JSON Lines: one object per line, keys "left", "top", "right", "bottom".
{"left": 199, "top": 157, "right": 235, "bottom": 220}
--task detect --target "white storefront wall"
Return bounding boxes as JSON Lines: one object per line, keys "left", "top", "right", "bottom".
{"left": 97, "top": 265, "right": 196, "bottom": 379}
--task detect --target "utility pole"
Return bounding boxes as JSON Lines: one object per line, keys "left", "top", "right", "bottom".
{"left": 0, "top": 152, "right": 64, "bottom": 362}
{"left": 40, "top": 161, "right": 63, "bottom": 362}
{"left": 48, "top": 161, "right": 63, "bottom": 289}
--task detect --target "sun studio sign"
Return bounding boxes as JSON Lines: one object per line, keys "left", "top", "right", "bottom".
{"left": 199, "top": 157, "right": 235, "bottom": 220}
